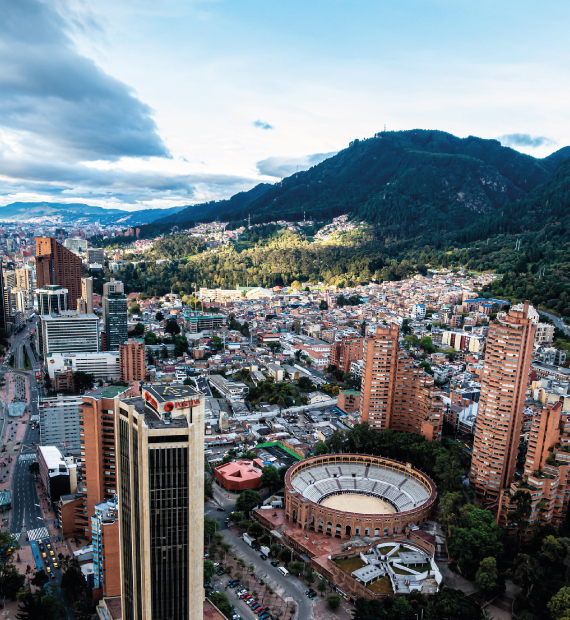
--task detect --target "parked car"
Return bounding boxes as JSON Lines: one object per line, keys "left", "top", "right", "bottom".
{"left": 259, "top": 554, "right": 267, "bottom": 561}
{"left": 270, "top": 560, "right": 279, "bottom": 567}
{"left": 216, "top": 568, "right": 226, "bottom": 575}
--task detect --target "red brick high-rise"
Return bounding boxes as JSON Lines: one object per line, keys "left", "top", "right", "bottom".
{"left": 470, "top": 302, "right": 536, "bottom": 500}
{"left": 36, "top": 237, "right": 82, "bottom": 310}
{"left": 359, "top": 324, "right": 443, "bottom": 441}
{"left": 330, "top": 336, "right": 363, "bottom": 374}
{"left": 119, "top": 339, "right": 145, "bottom": 382}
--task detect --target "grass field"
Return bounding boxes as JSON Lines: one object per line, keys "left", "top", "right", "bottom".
{"left": 368, "top": 576, "right": 393, "bottom": 595}
{"left": 335, "top": 557, "right": 366, "bottom": 574}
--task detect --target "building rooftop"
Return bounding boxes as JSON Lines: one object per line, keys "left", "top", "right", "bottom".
{"left": 87, "top": 385, "right": 129, "bottom": 399}
{"left": 144, "top": 384, "right": 200, "bottom": 403}
{"left": 38, "top": 446, "right": 67, "bottom": 471}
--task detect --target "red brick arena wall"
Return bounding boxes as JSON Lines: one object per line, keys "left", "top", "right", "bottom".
{"left": 284, "top": 454, "right": 436, "bottom": 539}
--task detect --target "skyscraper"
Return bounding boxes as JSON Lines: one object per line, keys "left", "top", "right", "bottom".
{"left": 469, "top": 302, "right": 536, "bottom": 499}
{"left": 40, "top": 312, "right": 99, "bottom": 357}
{"left": 0, "top": 259, "right": 6, "bottom": 332}
{"left": 117, "top": 385, "right": 204, "bottom": 620}
{"left": 103, "top": 292, "right": 128, "bottom": 351}
{"left": 36, "top": 237, "right": 82, "bottom": 310}
{"left": 359, "top": 324, "right": 443, "bottom": 440}
{"left": 119, "top": 339, "right": 146, "bottom": 382}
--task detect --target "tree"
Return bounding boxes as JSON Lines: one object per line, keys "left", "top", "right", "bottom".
{"left": 204, "top": 517, "right": 220, "bottom": 542}
{"left": 28, "top": 462, "right": 39, "bottom": 476}
{"left": 297, "top": 376, "right": 314, "bottom": 391}
{"left": 279, "top": 548, "right": 292, "bottom": 563}
{"left": 156, "top": 311, "right": 164, "bottom": 322}
{"left": 428, "top": 587, "right": 483, "bottom": 620}
{"left": 475, "top": 557, "right": 499, "bottom": 599}
{"left": 401, "top": 319, "right": 412, "bottom": 335}
{"left": 165, "top": 319, "right": 181, "bottom": 336}
{"left": 260, "top": 465, "right": 282, "bottom": 492}
{"left": 235, "top": 489, "right": 262, "bottom": 514}
{"left": 144, "top": 331, "right": 159, "bottom": 345}
{"left": 73, "top": 371, "right": 95, "bottom": 393}
{"left": 208, "top": 592, "right": 233, "bottom": 618}
{"left": 61, "top": 562, "right": 86, "bottom": 599}
{"left": 1, "top": 565, "right": 24, "bottom": 599}
{"left": 317, "top": 578, "right": 328, "bottom": 594}
{"left": 326, "top": 594, "right": 341, "bottom": 610}
{"left": 319, "top": 300, "right": 328, "bottom": 311}
{"left": 313, "top": 442, "right": 329, "bottom": 456}
{"left": 419, "top": 336, "right": 435, "bottom": 354}
{"left": 548, "top": 586, "right": 570, "bottom": 620}
{"left": 229, "top": 511, "right": 244, "bottom": 524}
{"left": 288, "top": 561, "right": 304, "bottom": 576}
{"left": 184, "top": 377, "right": 196, "bottom": 387}
{"left": 131, "top": 322, "right": 145, "bottom": 336}
{"left": 128, "top": 302, "right": 141, "bottom": 315}
{"left": 291, "top": 280, "right": 302, "bottom": 290}
{"left": 30, "top": 569, "right": 48, "bottom": 589}
{"left": 267, "top": 341, "right": 282, "bottom": 353}
{"left": 270, "top": 544, "right": 281, "bottom": 558}
{"left": 403, "top": 334, "right": 419, "bottom": 349}
{"left": 248, "top": 522, "right": 264, "bottom": 538}
{"left": 17, "top": 590, "right": 65, "bottom": 620}
{"left": 329, "top": 429, "right": 347, "bottom": 453}
{"left": 204, "top": 474, "right": 214, "bottom": 499}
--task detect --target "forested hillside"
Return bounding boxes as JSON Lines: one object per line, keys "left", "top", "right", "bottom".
{"left": 157, "top": 129, "right": 565, "bottom": 234}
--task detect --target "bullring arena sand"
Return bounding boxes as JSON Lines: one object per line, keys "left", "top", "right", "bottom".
{"left": 320, "top": 493, "right": 396, "bottom": 514}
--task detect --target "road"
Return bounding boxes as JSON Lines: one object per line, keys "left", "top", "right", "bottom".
{"left": 205, "top": 485, "right": 315, "bottom": 620}
{"left": 539, "top": 310, "right": 570, "bottom": 337}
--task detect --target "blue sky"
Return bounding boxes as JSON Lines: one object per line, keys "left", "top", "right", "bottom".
{"left": 0, "top": 0, "right": 568, "bottom": 210}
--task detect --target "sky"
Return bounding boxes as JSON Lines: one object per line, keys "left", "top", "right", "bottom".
{"left": 0, "top": 0, "right": 569, "bottom": 211}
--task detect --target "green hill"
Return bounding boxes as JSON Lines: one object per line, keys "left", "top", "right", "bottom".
{"left": 158, "top": 130, "right": 565, "bottom": 236}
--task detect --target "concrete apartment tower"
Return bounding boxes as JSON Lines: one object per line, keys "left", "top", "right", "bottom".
{"left": 103, "top": 292, "right": 128, "bottom": 351}
{"left": 116, "top": 385, "right": 204, "bottom": 620}
{"left": 330, "top": 336, "right": 364, "bottom": 374}
{"left": 359, "top": 323, "right": 443, "bottom": 440}
{"left": 119, "top": 339, "right": 146, "bottom": 382}
{"left": 470, "top": 302, "right": 536, "bottom": 500}
{"left": 79, "top": 277, "right": 94, "bottom": 314}
{"left": 35, "top": 237, "right": 82, "bottom": 310}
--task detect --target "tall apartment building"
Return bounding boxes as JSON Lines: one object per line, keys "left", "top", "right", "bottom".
{"left": 37, "top": 285, "right": 68, "bottom": 315}
{"left": 498, "top": 402, "right": 570, "bottom": 538}
{"left": 40, "top": 312, "right": 99, "bottom": 357}
{"left": 2, "top": 270, "right": 15, "bottom": 289}
{"left": 35, "top": 237, "right": 82, "bottom": 310}
{"left": 119, "top": 339, "right": 145, "bottom": 382}
{"left": 79, "top": 385, "right": 130, "bottom": 536}
{"left": 470, "top": 302, "right": 536, "bottom": 500}
{"left": 39, "top": 394, "right": 82, "bottom": 455}
{"left": 103, "top": 292, "right": 128, "bottom": 351}
{"left": 78, "top": 277, "right": 94, "bottom": 314}
{"left": 359, "top": 324, "right": 443, "bottom": 441}
{"left": 117, "top": 385, "right": 204, "bottom": 620}
{"left": 92, "top": 497, "right": 121, "bottom": 601}
{"left": 330, "top": 336, "right": 364, "bottom": 374}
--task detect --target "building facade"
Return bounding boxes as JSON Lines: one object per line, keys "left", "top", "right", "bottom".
{"left": 37, "top": 285, "right": 68, "bottom": 315}
{"left": 470, "top": 302, "right": 536, "bottom": 500}
{"left": 79, "top": 277, "right": 94, "bottom": 314}
{"left": 92, "top": 497, "right": 121, "bottom": 601}
{"left": 46, "top": 352, "right": 120, "bottom": 381}
{"left": 119, "top": 339, "right": 146, "bottom": 382}
{"left": 116, "top": 385, "right": 204, "bottom": 620}
{"left": 103, "top": 293, "right": 128, "bottom": 351}
{"left": 359, "top": 324, "right": 443, "bottom": 441}
{"left": 40, "top": 312, "right": 99, "bottom": 357}
{"left": 39, "top": 394, "right": 82, "bottom": 455}
{"left": 330, "top": 336, "right": 364, "bottom": 374}
{"left": 35, "top": 237, "right": 82, "bottom": 310}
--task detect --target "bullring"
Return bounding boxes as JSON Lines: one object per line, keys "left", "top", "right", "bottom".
{"left": 284, "top": 453, "right": 436, "bottom": 539}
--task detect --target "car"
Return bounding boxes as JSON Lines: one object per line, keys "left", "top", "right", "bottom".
{"left": 216, "top": 507, "right": 226, "bottom": 512}
{"left": 41, "top": 552, "right": 47, "bottom": 558}
{"left": 46, "top": 543, "right": 52, "bottom": 549}
{"left": 258, "top": 613, "right": 272, "bottom": 620}
{"left": 213, "top": 562, "right": 220, "bottom": 568}
{"left": 216, "top": 568, "right": 226, "bottom": 575}
{"left": 53, "top": 561, "right": 59, "bottom": 568}
{"left": 254, "top": 608, "right": 265, "bottom": 615}
{"left": 203, "top": 554, "right": 210, "bottom": 559}
{"left": 49, "top": 550, "right": 54, "bottom": 556}
{"left": 270, "top": 560, "right": 279, "bottom": 567}
{"left": 240, "top": 593, "right": 250, "bottom": 600}
{"left": 204, "top": 583, "right": 212, "bottom": 589}
{"left": 308, "top": 591, "right": 318, "bottom": 599}
{"left": 259, "top": 554, "right": 267, "bottom": 561}
{"left": 228, "top": 580, "right": 240, "bottom": 588}
{"left": 45, "top": 566, "right": 51, "bottom": 573}
{"left": 305, "top": 589, "right": 316, "bottom": 597}
{"left": 247, "top": 599, "right": 257, "bottom": 607}
{"left": 225, "top": 518, "right": 230, "bottom": 523}
{"left": 50, "top": 573, "right": 55, "bottom": 580}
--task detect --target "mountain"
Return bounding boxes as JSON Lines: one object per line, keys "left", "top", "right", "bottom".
{"left": 158, "top": 130, "right": 568, "bottom": 238}
{"left": 0, "top": 202, "right": 184, "bottom": 225}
